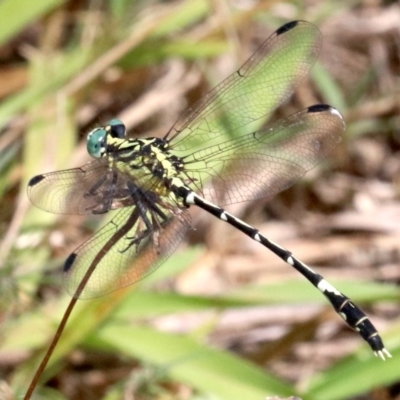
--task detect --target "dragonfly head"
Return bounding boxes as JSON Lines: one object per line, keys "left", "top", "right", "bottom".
{"left": 87, "top": 119, "right": 126, "bottom": 158}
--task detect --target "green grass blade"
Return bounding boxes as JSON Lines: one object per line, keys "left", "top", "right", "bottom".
{"left": 0, "top": 0, "right": 66, "bottom": 46}
{"left": 95, "top": 324, "right": 296, "bottom": 400}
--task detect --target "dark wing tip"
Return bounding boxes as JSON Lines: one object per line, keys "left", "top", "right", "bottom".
{"left": 307, "top": 104, "right": 344, "bottom": 119}
{"left": 276, "top": 20, "right": 299, "bottom": 36}
{"left": 63, "top": 253, "right": 77, "bottom": 273}
{"left": 307, "top": 104, "right": 331, "bottom": 113}
{"left": 28, "top": 174, "right": 45, "bottom": 187}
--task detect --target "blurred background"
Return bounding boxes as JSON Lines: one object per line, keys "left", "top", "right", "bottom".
{"left": 0, "top": 0, "right": 400, "bottom": 399}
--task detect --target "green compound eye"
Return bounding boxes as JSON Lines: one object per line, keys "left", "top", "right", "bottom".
{"left": 87, "top": 128, "right": 107, "bottom": 158}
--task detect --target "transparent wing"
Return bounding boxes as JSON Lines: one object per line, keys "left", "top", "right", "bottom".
{"left": 27, "top": 158, "right": 139, "bottom": 215}
{"left": 168, "top": 21, "right": 322, "bottom": 153}
{"left": 183, "top": 105, "right": 344, "bottom": 205}
{"left": 63, "top": 203, "right": 191, "bottom": 299}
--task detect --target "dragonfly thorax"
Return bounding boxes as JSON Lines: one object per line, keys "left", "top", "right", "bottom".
{"left": 133, "top": 138, "right": 185, "bottom": 183}
{"left": 87, "top": 120, "right": 185, "bottom": 192}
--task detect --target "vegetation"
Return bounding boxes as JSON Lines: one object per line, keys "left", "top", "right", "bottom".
{"left": 0, "top": 0, "right": 399, "bottom": 399}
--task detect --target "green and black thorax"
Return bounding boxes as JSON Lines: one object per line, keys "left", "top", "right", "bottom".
{"left": 87, "top": 119, "right": 189, "bottom": 206}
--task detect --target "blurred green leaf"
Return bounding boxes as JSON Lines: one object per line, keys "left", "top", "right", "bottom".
{"left": 95, "top": 324, "right": 296, "bottom": 400}
{"left": 0, "top": 0, "right": 66, "bottom": 46}
{"left": 231, "top": 280, "right": 400, "bottom": 304}
{"left": 313, "top": 61, "right": 346, "bottom": 111}
{"left": 307, "top": 345, "right": 400, "bottom": 400}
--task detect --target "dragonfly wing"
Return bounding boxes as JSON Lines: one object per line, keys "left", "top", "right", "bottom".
{"left": 27, "top": 158, "right": 139, "bottom": 215}
{"left": 183, "top": 105, "right": 344, "bottom": 205}
{"left": 168, "top": 21, "right": 322, "bottom": 152}
{"left": 62, "top": 202, "right": 191, "bottom": 299}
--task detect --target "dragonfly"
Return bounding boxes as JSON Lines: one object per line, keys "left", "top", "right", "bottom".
{"left": 25, "top": 19, "right": 390, "bottom": 400}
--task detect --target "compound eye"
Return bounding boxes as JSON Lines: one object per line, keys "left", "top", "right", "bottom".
{"left": 87, "top": 128, "right": 107, "bottom": 158}
{"left": 108, "top": 119, "right": 126, "bottom": 138}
